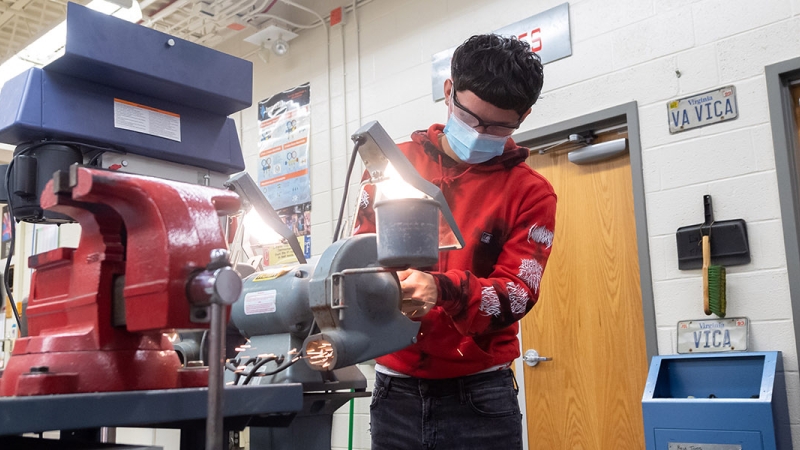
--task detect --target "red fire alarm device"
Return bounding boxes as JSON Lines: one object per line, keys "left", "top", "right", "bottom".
{"left": 330, "top": 6, "right": 344, "bottom": 26}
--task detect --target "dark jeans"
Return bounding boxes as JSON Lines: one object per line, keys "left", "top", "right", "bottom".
{"left": 370, "top": 369, "right": 523, "bottom": 450}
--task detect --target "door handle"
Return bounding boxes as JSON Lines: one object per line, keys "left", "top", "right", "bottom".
{"left": 523, "top": 349, "right": 552, "bottom": 367}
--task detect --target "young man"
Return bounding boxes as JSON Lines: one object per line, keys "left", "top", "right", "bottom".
{"left": 355, "top": 34, "right": 556, "bottom": 450}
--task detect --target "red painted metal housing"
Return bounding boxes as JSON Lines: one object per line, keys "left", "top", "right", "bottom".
{"left": 1, "top": 167, "right": 240, "bottom": 396}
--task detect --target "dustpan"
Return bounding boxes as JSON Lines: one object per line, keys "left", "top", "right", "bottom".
{"left": 676, "top": 195, "right": 750, "bottom": 270}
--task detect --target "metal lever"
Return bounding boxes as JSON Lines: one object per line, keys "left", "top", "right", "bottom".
{"left": 187, "top": 249, "right": 243, "bottom": 450}
{"left": 523, "top": 349, "right": 552, "bottom": 367}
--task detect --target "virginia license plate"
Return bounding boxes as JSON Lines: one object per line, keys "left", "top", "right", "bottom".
{"left": 667, "top": 86, "right": 738, "bottom": 133}
{"left": 676, "top": 317, "right": 748, "bottom": 354}
{"left": 669, "top": 444, "right": 742, "bottom": 450}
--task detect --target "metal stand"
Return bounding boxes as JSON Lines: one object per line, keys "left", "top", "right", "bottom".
{"left": 0, "top": 384, "right": 302, "bottom": 450}
{"left": 0, "top": 436, "right": 159, "bottom": 449}
{"left": 249, "top": 391, "right": 371, "bottom": 450}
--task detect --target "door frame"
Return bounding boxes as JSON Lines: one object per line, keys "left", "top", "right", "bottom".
{"left": 513, "top": 101, "right": 658, "bottom": 359}
{"left": 766, "top": 57, "right": 800, "bottom": 367}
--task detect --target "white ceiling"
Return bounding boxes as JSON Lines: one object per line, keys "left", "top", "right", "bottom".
{"left": 0, "top": 0, "right": 353, "bottom": 64}
{"left": 0, "top": 0, "right": 72, "bottom": 62}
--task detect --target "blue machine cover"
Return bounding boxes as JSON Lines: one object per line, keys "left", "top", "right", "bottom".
{"left": 0, "top": 3, "right": 253, "bottom": 174}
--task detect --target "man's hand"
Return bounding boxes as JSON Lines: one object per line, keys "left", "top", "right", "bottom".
{"left": 398, "top": 269, "right": 438, "bottom": 319}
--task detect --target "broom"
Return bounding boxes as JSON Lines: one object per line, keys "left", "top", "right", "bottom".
{"left": 702, "top": 231, "right": 726, "bottom": 317}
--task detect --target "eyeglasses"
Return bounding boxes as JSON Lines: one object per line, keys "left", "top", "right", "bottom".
{"left": 452, "top": 91, "right": 522, "bottom": 137}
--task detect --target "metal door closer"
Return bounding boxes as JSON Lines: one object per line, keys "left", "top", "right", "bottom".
{"left": 0, "top": 4, "right": 463, "bottom": 450}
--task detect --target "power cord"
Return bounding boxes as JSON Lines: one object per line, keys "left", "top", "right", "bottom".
{"left": 224, "top": 351, "right": 303, "bottom": 385}
{"left": 332, "top": 137, "right": 364, "bottom": 243}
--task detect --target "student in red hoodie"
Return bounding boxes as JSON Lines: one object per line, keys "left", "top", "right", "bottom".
{"left": 355, "top": 34, "right": 555, "bottom": 450}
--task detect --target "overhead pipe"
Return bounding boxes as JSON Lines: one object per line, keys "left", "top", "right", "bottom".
{"left": 191, "top": 0, "right": 278, "bottom": 44}
{"left": 140, "top": 0, "right": 189, "bottom": 26}
{"left": 162, "top": 0, "right": 235, "bottom": 34}
{"left": 186, "top": 0, "right": 257, "bottom": 36}
{"left": 348, "top": 0, "right": 363, "bottom": 221}
{"left": 165, "top": 6, "right": 204, "bottom": 34}
{"left": 278, "top": 0, "right": 324, "bottom": 26}
{"left": 246, "top": 13, "right": 321, "bottom": 29}
{"left": 194, "top": 25, "right": 227, "bottom": 45}
{"left": 218, "top": 0, "right": 258, "bottom": 21}
{"left": 138, "top": 0, "right": 160, "bottom": 10}
{"left": 241, "top": 0, "right": 278, "bottom": 21}
{"left": 179, "top": 0, "right": 242, "bottom": 44}
{"left": 194, "top": 0, "right": 283, "bottom": 45}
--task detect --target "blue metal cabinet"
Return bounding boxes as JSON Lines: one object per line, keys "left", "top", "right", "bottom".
{"left": 641, "top": 352, "right": 790, "bottom": 450}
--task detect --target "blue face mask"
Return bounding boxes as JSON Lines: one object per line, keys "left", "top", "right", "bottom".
{"left": 443, "top": 113, "right": 509, "bottom": 164}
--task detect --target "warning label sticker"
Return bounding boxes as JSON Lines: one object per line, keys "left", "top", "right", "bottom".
{"left": 113, "top": 98, "right": 181, "bottom": 142}
{"left": 244, "top": 290, "right": 277, "bottom": 315}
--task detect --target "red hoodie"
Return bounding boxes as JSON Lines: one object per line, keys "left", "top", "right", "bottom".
{"left": 353, "top": 124, "right": 557, "bottom": 379}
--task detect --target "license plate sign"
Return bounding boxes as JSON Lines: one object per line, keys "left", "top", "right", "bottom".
{"left": 676, "top": 317, "right": 748, "bottom": 354}
{"left": 669, "top": 444, "right": 741, "bottom": 450}
{"left": 667, "top": 86, "right": 738, "bottom": 133}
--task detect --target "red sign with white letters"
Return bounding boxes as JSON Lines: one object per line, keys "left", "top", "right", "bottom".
{"left": 431, "top": 3, "right": 571, "bottom": 101}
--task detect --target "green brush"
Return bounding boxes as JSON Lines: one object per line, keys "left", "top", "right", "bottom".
{"left": 702, "top": 234, "right": 726, "bottom": 318}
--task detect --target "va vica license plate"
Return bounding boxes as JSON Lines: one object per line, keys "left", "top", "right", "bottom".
{"left": 667, "top": 86, "right": 738, "bottom": 133}
{"left": 669, "top": 444, "right": 741, "bottom": 450}
{"left": 676, "top": 318, "right": 748, "bottom": 354}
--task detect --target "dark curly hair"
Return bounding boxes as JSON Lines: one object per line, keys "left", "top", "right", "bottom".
{"left": 451, "top": 34, "right": 544, "bottom": 114}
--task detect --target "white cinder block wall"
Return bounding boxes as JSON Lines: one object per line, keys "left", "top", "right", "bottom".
{"left": 216, "top": 0, "right": 800, "bottom": 448}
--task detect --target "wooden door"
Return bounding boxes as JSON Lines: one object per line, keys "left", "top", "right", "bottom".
{"left": 790, "top": 83, "right": 800, "bottom": 144}
{"left": 521, "top": 131, "right": 648, "bottom": 449}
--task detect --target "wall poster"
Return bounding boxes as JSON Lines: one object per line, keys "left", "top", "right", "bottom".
{"left": 256, "top": 83, "right": 312, "bottom": 265}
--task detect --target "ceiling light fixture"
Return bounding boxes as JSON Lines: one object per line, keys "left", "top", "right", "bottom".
{"left": 271, "top": 36, "right": 289, "bottom": 56}
{"left": 244, "top": 25, "right": 298, "bottom": 62}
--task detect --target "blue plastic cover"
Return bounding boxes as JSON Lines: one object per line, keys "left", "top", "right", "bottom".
{"left": 0, "top": 68, "right": 42, "bottom": 142}
{"left": 0, "top": 3, "right": 252, "bottom": 174}
{"left": 47, "top": 3, "right": 252, "bottom": 115}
